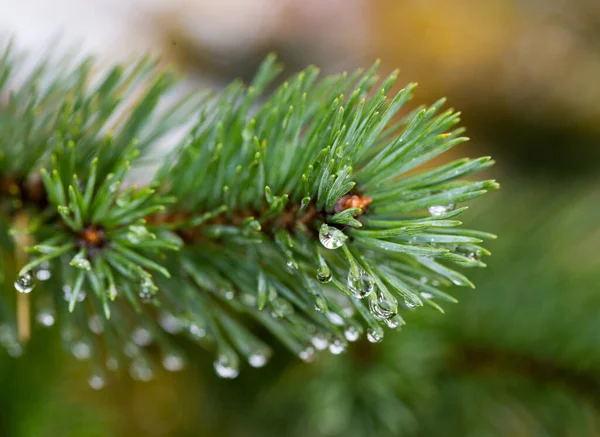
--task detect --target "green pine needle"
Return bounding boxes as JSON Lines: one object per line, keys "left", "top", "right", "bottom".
{"left": 0, "top": 42, "right": 498, "bottom": 379}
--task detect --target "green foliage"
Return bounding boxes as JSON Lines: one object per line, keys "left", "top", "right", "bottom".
{"left": 0, "top": 41, "right": 497, "bottom": 379}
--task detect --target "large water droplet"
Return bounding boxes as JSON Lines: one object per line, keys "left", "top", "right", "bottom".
{"left": 14, "top": 272, "right": 35, "bottom": 294}
{"left": 366, "top": 327, "right": 383, "bottom": 343}
{"left": 248, "top": 352, "right": 268, "bottom": 368}
{"left": 316, "top": 266, "right": 332, "bottom": 283}
{"left": 347, "top": 269, "right": 375, "bottom": 299}
{"left": 344, "top": 326, "right": 360, "bottom": 342}
{"left": 369, "top": 296, "right": 396, "bottom": 322}
{"left": 214, "top": 355, "right": 239, "bottom": 379}
{"left": 88, "top": 374, "right": 105, "bottom": 390}
{"left": 162, "top": 352, "right": 186, "bottom": 372}
{"left": 311, "top": 334, "right": 329, "bottom": 351}
{"left": 428, "top": 204, "right": 455, "bottom": 217}
{"left": 319, "top": 224, "right": 347, "bottom": 250}
{"left": 328, "top": 338, "right": 346, "bottom": 355}
{"left": 36, "top": 310, "right": 55, "bottom": 327}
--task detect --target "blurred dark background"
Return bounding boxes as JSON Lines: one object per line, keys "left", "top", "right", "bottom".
{"left": 0, "top": 0, "right": 599, "bottom": 436}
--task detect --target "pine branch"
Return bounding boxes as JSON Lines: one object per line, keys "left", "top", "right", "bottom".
{"left": 0, "top": 41, "right": 498, "bottom": 380}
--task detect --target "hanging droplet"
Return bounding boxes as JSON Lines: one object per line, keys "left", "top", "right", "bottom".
{"left": 316, "top": 266, "right": 332, "bottom": 283}
{"left": 88, "top": 373, "right": 105, "bottom": 390}
{"left": 69, "top": 253, "right": 91, "bottom": 270}
{"left": 369, "top": 296, "right": 396, "bottom": 322}
{"left": 129, "top": 358, "right": 154, "bottom": 381}
{"left": 14, "top": 272, "right": 35, "bottom": 294}
{"left": 162, "top": 352, "right": 186, "bottom": 372}
{"left": 159, "top": 312, "right": 183, "bottom": 334}
{"left": 311, "top": 334, "right": 329, "bottom": 351}
{"left": 346, "top": 269, "right": 375, "bottom": 299}
{"left": 344, "top": 326, "right": 360, "bottom": 342}
{"left": 248, "top": 351, "right": 268, "bottom": 368}
{"left": 328, "top": 338, "right": 346, "bottom": 355}
{"left": 132, "top": 326, "right": 153, "bottom": 346}
{"left": 213, "top": 355, "right": 239, "bottom": 379}
{"left": 71, "top": 341, "right": 92, "bottom": 360}
{"left": 385, "top": 315, "right": 403, "bottom": 329}
{"left": 286, "top": 259, "right": 299, "bottom": 270}
{"left": 319, "top": 224, "right": 347, "bottom": 250}
{"left": 36, "top": 310, "right": 55, "bottom": 327}
{"left": 366, "top": 327, "right": 383, "bottom": 343}
{"left": 404, "top": 296, "right": 421, "bottom": 309}
{"left": 428, "top": 204, "right": 455, "bottom": 217}
{"left": 299, "top": 346, "right": 316, "bottom": 363}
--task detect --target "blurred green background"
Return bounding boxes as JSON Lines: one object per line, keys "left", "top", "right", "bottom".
{"left": 1, "top": 0, "right": 599, "bottom": 436}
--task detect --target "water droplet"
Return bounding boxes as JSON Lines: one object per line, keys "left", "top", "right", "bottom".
{"left": 71, "top": 341, "right": 91, "bottom": 360}
{"left": 36, "top": 269, "right": 51, "bottom": 281}
{"left": 123, "top": 342, "right": 140, "bottom": 358}
{"left": 346, "top": 269, "right": 375, "bottom": 299}
{"left": 63, "top": 285, "right": 86, "bottom": 302}
{"left": 106, "top": 356, "right": 120, "bottom": 371}
{"left": 7, "top": 343, "right": 23, "bottom": 357}
{"left": 36, "top": 310, "right": 55, "bottom": 327}
{"left": 299, "top": 346, "right": 316, "bottom": 362}
{"left": 316, "top": 266, "right": 332, "bottom": 283}
{"left": 213, "top": 355, "right": 239, "bottom": 379}
{"left": 162, "top": 352, "right": 185, "bottom": 372}
{"left": 132, "top": 327, "right": 152, "bottom": 346}
{"left": 130, "top": 358, "right": 154, "bottom": 381}
{"left": 428, "top": 204, "right": 455, "bottom": 217}
{"left": 69, "top": 253, "right": 91, "bottom": 270}
{"left": 404, "top": 297, "right": 420, "bottom": 309}
{"left": 223, "top": 289, "right": 235, "bottom": 300}
{"left": 189, "top": 323, "right": 206, "bottom": 338}
{"left": 326, "top": 312, "right": 345, "bottom": 326}
{"left": 366, "top": 327, "right": 383, "bottom": 343}
{"left": 286, "top": 259, "right": 298, "bottom": 270}
{"left": 88, "top": 314, "right": 104, "bottom": 334}
{"left": 248, "top": 352, "right": 268, "bottom": 368}
{"left": 369, "top": 296, "right": 396, "bottom": 321}
{"left": 385, "top": 316, "right": 402, "bottom": 329}
{"left": 88, "top": 374, "right": 105, "bottom": 390}
{"left": 344, "top": 326, "right": 360, "bottom": 342}
{"left": 319, "top": 224, "right": 347, "bottom": 250}
{"left": 311, "top": 334, "right": 329, "bottom": 351}
{"left": 328, "top": 338, "right": 346, "bottom": 355}
{"left": 127, "top": 225, "right": 153, "bottom": 244}
{"left": 421, "top": 292, "right": 433, "bottom": 299}
{"left": 159, "top": 312, "right": 183, "bottom": 334}
{"left": 138, "top": 287, "right": 155, "bottom": 303}
{"left": 14, "top": 272, "right": 35, "bottom": 294}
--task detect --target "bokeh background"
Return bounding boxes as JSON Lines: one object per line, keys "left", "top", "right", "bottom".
{"left": 1, "top": 1, "right": 599, "bottom": 436}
